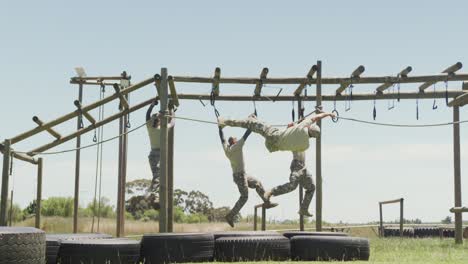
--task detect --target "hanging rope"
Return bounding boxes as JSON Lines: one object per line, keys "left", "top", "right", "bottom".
{"left": 126, "top": 93, "right": 131, "bottom": 128}
{"left": 253, "top": 100, "right": 258, "bottom": 116}
{"left": 416, "top": 97, "right": 420, "bottom": 120}
{"left": 291, "top": 100, "right": 295, "bottom": 122}
{"left": 387, "top": 84, "right": 395, "bottom": 110}
{"left": 445, "top": 80, "right": 449, "bottom": 106}
{"left": 96, "top": 96, "right": 105, "bottom": 232}
{"left": 210, "top": 91, "right": 220, "bottom": 118}
{"left": 432, "top": 83, "right": 438, "bottom": 110}
{"left": 373, "top": 92, "right": 377, "bottom": 120}
{"left": 397, "top": 82, "right": 401, "bottom": 102}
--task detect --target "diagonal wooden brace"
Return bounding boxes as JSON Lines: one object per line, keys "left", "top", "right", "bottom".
{"left": 74, "top": 100, "right": 97, "bottom": 125}
{"left": 336, "top": 65, "right": 365, "bottom": 95}
{"left": 167, "top": 76, "right": 180, "bottom": 107}
{"left": 32, "top": 116, "right": 61, "bottom": 140}
{"left": 376, "top": 66, "right": 413, "bottom": 94}
{"left": 112, "top": 84, "right": 130, "bottom": 109}
{"left": 254, "top": 68, "right": 269, "bottom": 96}
{"left": 419, "top": 62, "right": 463, "bottom": 92}
{"left": 294, "top": 65, "right": 318, "bottom": 96}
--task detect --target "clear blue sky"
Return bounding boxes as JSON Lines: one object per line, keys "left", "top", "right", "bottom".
{"left": 0, "top": 0, "right": 467, "bottom": 224}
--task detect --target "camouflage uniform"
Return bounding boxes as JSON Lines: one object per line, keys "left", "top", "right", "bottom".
{"left": 227, "top": 172, "right": 267, "bottom": 219}
{"left": 148, "top": 149, "right": 160, "bottom": 193}
{"left": 271, "top": 158, "right": 315, "bottom": 212}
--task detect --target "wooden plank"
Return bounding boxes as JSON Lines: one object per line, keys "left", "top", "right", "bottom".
{"left": 0, "top": 144, "right": 37, "bottom": 164}
{"left": 316, "top": 60, "right": 323, "bottom": 232}
{"left": 336, "top": 65, "right": 365, "bottom": 95}
{"left": 453, "top": 106, "right": 463, "bottom": 244}
{"left": 10, "top": 77, "right": 154, "bottom": 145}
{"left": 172, "top": 73, "right": 468, "bottom": 85}
{"left": 74, "top": 100, "right": 97, "bottom": 124}
{"left": 450, "top": 207, "right": 468, "bottom": 213}
{"left": 159, "top": 68, "right": 169, "bottom": 233}
{"left": 376, "top": 66, "right": 412, "bottom": 93}
{"left": 27, "top": 97, "right": 155, "bottom": 155}
{"left": 35, "top": 158, "right": 43, "bottom": 228}
{"left": 448, "top": 93, "right": 468, "bottom": 107}
{"left": 420, "top": 62, "right": 463, "bottom": 92}
{"left": 70, "top": 76, "right": 125, "bottom": 81}
{"left": 212, "top": 67, "right": 221, "bottom": 96}
{"left": 167, "top": 76, "right": 180, "bottom": 107}
{"left": 294, "top": 65, "right": 318, "bottom": 96}
{"left": 32, "top": 116, "right": 62, "bottom": 140}
{"left": 112, "top": 84, "right": 130, "bottom": 109}
{"left": 379, "top": 198, "right": 403, "bottom": 205}
{"left": 0, "top": 139, "right": 11, "bottom": 226}
{"left": 69, "top": 80, "right": 118, "bottom": 86}
{"left": 254, "top": 68, "right": 269, "bottom": 96}
{"left": 177, "top": 90, "right": 466, "bottom": 102}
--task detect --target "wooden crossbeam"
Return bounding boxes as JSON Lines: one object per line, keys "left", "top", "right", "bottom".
{"left": 336, "top": 65, "right": 365, "bottom": 95}
{"left": 450, "top": 207, "right": 468, "bottom": 213}
{"left": 69, "top": 80, "right": 118, "bottom": 86}
{"left": 177, "top": 90, "right": 466, "bottom": 102}
{"left": 112, "top": 84, "right": 130, "bottom": 109}
{"left": 167, "top": 76, "right": 180, "bottom": 107}
{"left": 28, "top": 97, "right": 155, "bottom": 155}
{"left": 376, "top": 66, "right": 412, "bottom": 93}
{"left": 254, "top": 68, "right": 269, "bottom": 96}
{"left": 0, "top": 143, "right": 37, "bottom": 164}
{"left": 32, "top": 116, "right": 61, "bottom": 140}
{"left": 419, "top": 62, "right": 463, "bottom": 92}
{"left": 212, "top": 67, "right": 221, "bottom": 96}
{"left": 448, "top": 93, "right": 468, "bottom": 107}
{"left": 74, "top": 100, "right": 97, "bottom": 124}
{"left": 70, "top": 76, "right": 125, "bottom": 82}
{"left": 294, "top": 65, "right": 318, "bottom": 96}
{"left": 379, "top": 198, "right": 403, "bottom": 205}
{"left": 10, "top": 77, "right": 154, "bottom": 145}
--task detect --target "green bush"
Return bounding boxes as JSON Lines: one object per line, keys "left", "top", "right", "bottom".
{"left": 41, "top": 197, "right": 74, "bottom": 217}
{"left": 143, "top": 209, "right": 159, "bottom": 221}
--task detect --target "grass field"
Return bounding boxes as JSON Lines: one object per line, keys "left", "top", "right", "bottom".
{"left": 14, "top": 217, "right": 468, "bottom": 263}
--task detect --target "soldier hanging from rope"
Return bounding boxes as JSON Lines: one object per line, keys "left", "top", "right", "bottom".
{"left": 218, "top": 120, "right": 277, "bottom": 227}
{"left": 146, "top": 98, "right": 175, "bottom": 195}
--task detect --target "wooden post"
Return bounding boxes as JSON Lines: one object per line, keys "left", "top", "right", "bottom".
{"left": 261, "top": 206, "right": 266, "bottom": 231}
{"left": 400, "top": 198, "right": 404, "bottom": 238}
{"left": 0, "top": 139, "right": 11, "bottom": 226}
{"left": 35, "top": 158, "right": 43, "bottom": 229}
{"left": 120, "top": 112, "right": 128, "bottom": 236}
{"left": 297, "top": 98, "right": 304, "bottom": 231}
{"left": 73, "top": 84, "right": 83, "bottom": 233}
{"left": 159, "top": 68, "right": 169, "bottom": 233}
{"left": 8, "top": 190, "right": 13, "bottom": 226}
{"left": 453, "top": 105, "right": 463, "bottom": 244}
{"left": 116, "top": 115, "right": 124, "bottom": 237}
{"left": 167, "top": 123, "right": 174, "bottom": 232}
{"left": 379, "top": 203, "right": 383, "bottom": 237}
{"left": 315, "top": 60, "right": 323, "bottom": 231}
{"left": 253, "top": 207, "right": 258, "bottom": 231}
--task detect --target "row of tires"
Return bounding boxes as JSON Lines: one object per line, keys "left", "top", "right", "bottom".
{"left": 0, "top": 227, "right": 370, "bottom": 263}
{"left": 382, "top": 227, "right": 455, "bottom": 238}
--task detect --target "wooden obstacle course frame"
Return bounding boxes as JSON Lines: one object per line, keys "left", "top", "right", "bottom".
{"left": 0, "top": 62, "right": 466, "bottom": 243}
{"left": 379, "top": 198, "right": 404, "bottom": 238}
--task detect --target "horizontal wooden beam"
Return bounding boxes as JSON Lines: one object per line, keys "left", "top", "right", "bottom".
{"left": 28, "top": 97, "right": 155, "bottom": 155}
{"left": 69, "top": 81, "right": 118, "bottom": 86}
{"left": 70, "top": 76, "right": 127, "bottom": 81}
{"left": 32, "top": 116, "right": 61, "bottom": 140}
{"left": 376, "top": 66, "right": 413, "bottom": 93}
{"left": 419, "top": 62, "right": 463, "bottom": 92}
{"left": 294, "top": 65, "right": 318, "bottom": 96}
{"left": 0, "top": 144, "right": 38, "bottom": 165}
{"left": 450, "top": 207, "right": 468, "bottom": 213}
{"left": 448, "top": 93, "right": 468, "bottom": 107}
{"left": 178, "top": 90, "right": 466, "bottom": 102}
{"left": 172, "top": 73, "right": 468, "bottom": 85}
{"left": 379, "top": 198, "right": 404, "bottom": 205}
{"left": 74, "top": 100, "right": 96, "bottom": 124}
{"left": 8, "top": 77, "right": 155, "bottom": 146}
{"left": 254, "top": 68, "right": 269, "bottom": 96}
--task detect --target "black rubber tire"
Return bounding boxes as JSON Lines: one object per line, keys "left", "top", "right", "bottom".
{"left": 215, "top": 236, "right": 290, "bottom": 262}
{"left": 58, "top": 238, "right": 140, "bottom": 264}
{"left": 291, "top": 235, "right": 370, "bottom": 261}
{"left": 0, "top": 227, "right": 46, "bottom": 264}
{"left": 46, "top": 233, "right": 112, "bottom": 264}
{"left": 212, "top": 230, "right": 282, "bottom": 240}
{"left": 140, "top": 233, "right": 215, "bottom": 263}
{"left": 282, "top": 231, "right": 349, "bottom": 239}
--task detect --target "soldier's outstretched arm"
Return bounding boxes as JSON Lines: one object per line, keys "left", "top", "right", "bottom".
{"left": 218, "top": 126, "right": 226, "bottom": 144}
{"left": 242, "top": 129, "right": 252, "bottom": 141}
{"left": 146, "top": 99, "right": 158, "bottom": 121}
{"left": 311, "top": 112, "right": 335, "bottom": 123}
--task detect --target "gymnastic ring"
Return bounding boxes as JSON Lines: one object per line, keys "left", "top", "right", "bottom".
{"left": 332, "top": 109, "right": 339, "bottom": 123}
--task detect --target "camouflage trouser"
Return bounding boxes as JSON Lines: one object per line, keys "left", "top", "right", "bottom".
{"left": 223, "top": 117, "right": 282, "bottom": 152}
{"left": 271, "top": 160, "right": 315, "bottom": 211}
{"left": 148, "top": 149, "right": 160, "bottom": 193}
{"left": 227, "top": 172, "right": 267, "bottom": 219}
